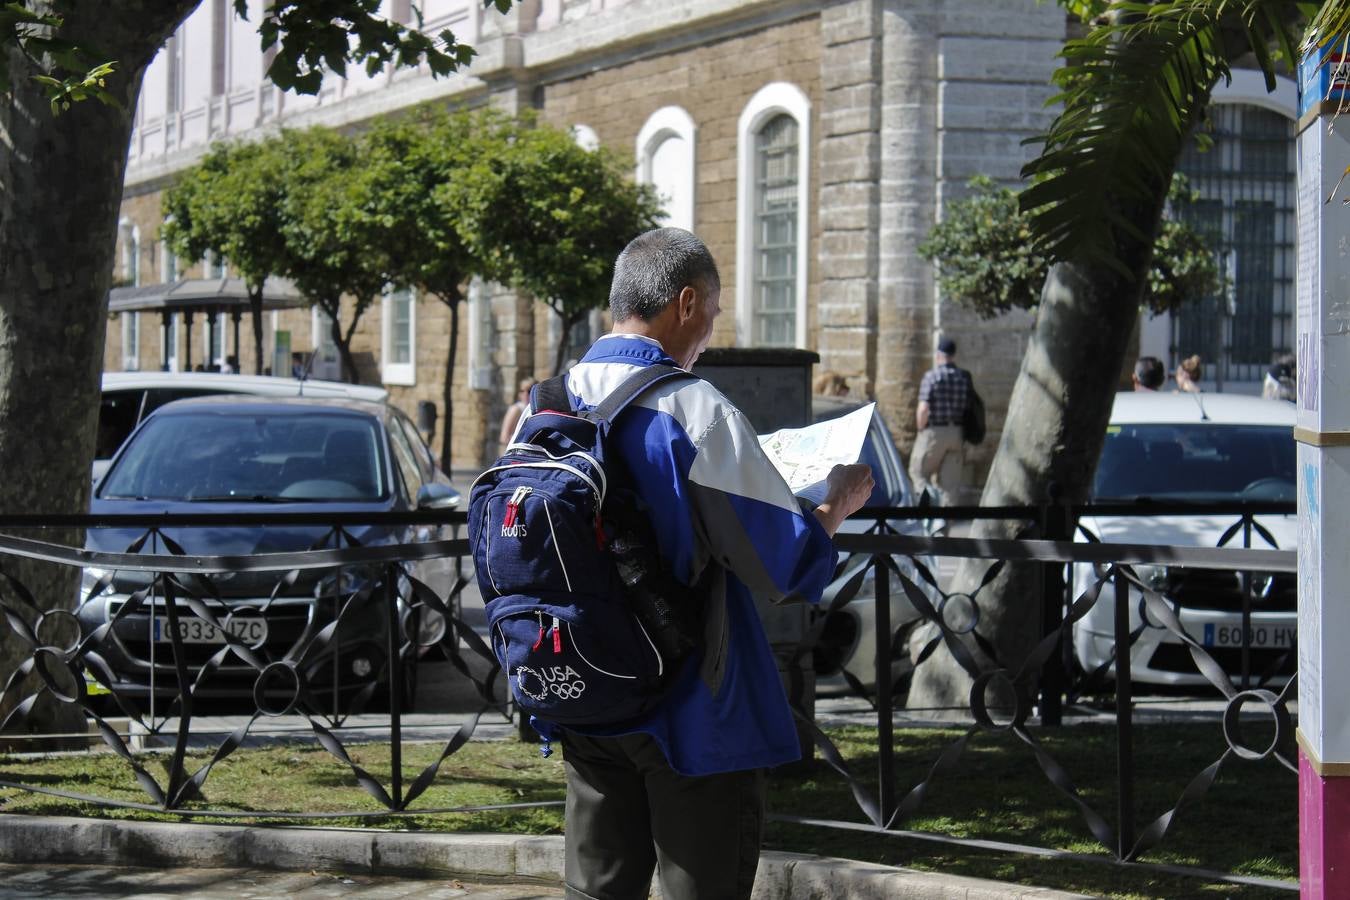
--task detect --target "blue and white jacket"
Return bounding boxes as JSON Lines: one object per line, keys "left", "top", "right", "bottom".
{"left": 531, "top": 333, "right": 837, "bottom": 776}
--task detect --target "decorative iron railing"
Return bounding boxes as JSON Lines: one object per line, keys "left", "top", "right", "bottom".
{"left": 794, "top": 500, "right": 1296, "bottom": 892}
{"left": 0, "top": 503, "right": 1298, "bottom": 890}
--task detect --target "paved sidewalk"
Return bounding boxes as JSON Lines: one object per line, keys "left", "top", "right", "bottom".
{"left": 0, "top": 863, "right": 562, "bottom": 899}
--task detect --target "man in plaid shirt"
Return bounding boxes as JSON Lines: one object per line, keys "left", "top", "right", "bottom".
{"left": 909, "top": 336, "right": 973, "bottom": 505}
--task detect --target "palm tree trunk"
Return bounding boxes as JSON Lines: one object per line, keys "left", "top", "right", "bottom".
{"left": 907, "top": 258, "right": 1146, "bottom": 714}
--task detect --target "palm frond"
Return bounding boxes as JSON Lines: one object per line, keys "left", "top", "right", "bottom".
{"left": 1304, "top": 0, "right": 1350, "bottom": 54}
{"left": 1024, "top": 0, "right": 1305, "bottom": 270}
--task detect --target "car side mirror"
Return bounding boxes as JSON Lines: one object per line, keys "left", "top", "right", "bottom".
{"left": 416, "top": 482, "right": 460, "bottom": 510}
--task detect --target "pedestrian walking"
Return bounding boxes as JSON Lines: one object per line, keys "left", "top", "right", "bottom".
{"left": 909, "top": 336, "right": 974, "bottom": 506}
{"left": 497, "top": 377, "right": 538, "bottom": 452}
{"left": 477, "top": 227, "right": 873, "bottom": 900}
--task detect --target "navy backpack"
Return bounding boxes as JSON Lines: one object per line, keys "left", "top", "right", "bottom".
{"left": 468, "top": 364, "right": 698, "bottom": 728}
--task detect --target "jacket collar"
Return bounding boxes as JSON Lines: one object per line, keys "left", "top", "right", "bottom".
{"left": 581, "top": 333, "right": 679, "bottom": 367}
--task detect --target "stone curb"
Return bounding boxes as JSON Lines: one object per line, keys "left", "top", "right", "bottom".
{"left": 0, "top": 814, "right": 1090, "bottom": 899}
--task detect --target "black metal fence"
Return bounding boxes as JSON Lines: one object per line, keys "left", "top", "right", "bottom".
{"left": 0, "top": 503, "right": 1298, "bottom": 888}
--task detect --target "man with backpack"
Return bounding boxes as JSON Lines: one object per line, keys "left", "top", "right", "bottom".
{"left": 471, "top": 228, "right": 873, "bottom": 899}
{"left": 909, "top": 335, "right": 979, "bottom": 506}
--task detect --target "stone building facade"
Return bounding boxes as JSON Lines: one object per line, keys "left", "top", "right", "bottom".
{"left": 112, "top": 0, "right": 1157, "bottom": 489}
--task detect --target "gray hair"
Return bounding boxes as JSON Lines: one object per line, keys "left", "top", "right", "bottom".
{"left": 609, "top": 227, "right": 720, "bottom": 322}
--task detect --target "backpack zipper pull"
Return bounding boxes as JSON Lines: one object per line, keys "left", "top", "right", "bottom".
{"left": 594, "top": 513, "right": 606, "bottom": 550}
{"left": 552, "top": 616, "right": 562, "bottom": 653}
{"left": 532, "top": 611, "right": 544, "bottom": 651}
{"left": 504, "top": 486, "right": 532, "bottom": 528}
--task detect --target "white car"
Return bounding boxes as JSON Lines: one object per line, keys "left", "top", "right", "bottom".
{"left": 1073, "top": 392, "right": 1296, "bottom": 688}
{"left": 96, "top": 372, "right": 388, "bottom": 482}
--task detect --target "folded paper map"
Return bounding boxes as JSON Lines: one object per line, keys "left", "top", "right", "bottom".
{"left": 757, "top": 403, "right": 875, "bottom": 506}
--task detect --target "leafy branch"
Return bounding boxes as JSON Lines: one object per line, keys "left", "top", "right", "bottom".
{"left": 0, "top": 2, "right": 119, "bottom": 114}
{"left": 920, "top": 174, "right": 1222, "bottom": 318}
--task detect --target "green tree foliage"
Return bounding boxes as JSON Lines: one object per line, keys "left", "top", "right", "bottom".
{"left": 919, "top": 175, "right": 1222, "bottom": 319}
{"left": 359, "top": 109, "right": 509, "bottom": 467}
{"left": 442, "top": 122, "right": 663, "bottom": 375}
{"left": 272, "top": 126, "right": 392, "bottom": 384}
{"left": 0, "top": 3, "right": 118, "bottom": 113}
{"left": 161, "top": 139, "right": 290, "bottom": 374}
{"left": 157, "top": 108, "right": 656, "bottom": 461}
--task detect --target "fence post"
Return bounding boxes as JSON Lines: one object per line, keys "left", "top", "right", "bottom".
{"left": 1038, "top": 489, "right": 1067, "bottom": 726}
{"left": 386, "top": 563, "right": 404, "bottom": 810}
{"left": 1240, "top": 514, "right": 1253, "bottom": 691}
{"left": 1113, "top": 566, "right": 1136, "bottom": 860}
{"left": 874, "top": 555, "right": 895, "bottom": 827}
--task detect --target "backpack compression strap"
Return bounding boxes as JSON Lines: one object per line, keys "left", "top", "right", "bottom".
{"left": 530, "top": 364, "right": 697, "bottom": 422}
{"left": 592, "top": 364, "right": 695, "bottom": 424}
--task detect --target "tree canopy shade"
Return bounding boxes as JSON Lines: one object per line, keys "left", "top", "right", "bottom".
{"left": 919, "top": 175, "right": 1222, "bottom": 320}
{"left": 0, "top": 0, "right": 508, "bottom": 737}
{"left": 441, "top": 122, "right": 664, "bottom": 374}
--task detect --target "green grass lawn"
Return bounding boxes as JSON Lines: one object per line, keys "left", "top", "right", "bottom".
{"left": 0, "top": 723, "right": 1295, "bottom": 900}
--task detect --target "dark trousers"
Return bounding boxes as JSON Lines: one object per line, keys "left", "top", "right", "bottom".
{"left": 560, "top": 731, "right": 765, "bottom": 900}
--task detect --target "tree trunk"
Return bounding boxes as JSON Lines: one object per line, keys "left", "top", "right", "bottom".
{"left": 0, "top": 0, "right": 197, "bottom": 741}
{"left": 250, "top": 286, "right": 265, "bottom": 375}
{"left": 908, "top": 173, "right": 1174, "bottom": 714}
{"left": 439, "top": 293, "right": 462, "bottom": 474}
{"left": 327, "top": 301, "right": 360, "bottom": 384}
{"left": 552, "top": 311, "right": 581, "bottom": 376}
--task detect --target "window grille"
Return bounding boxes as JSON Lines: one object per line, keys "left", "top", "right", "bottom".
{"left": 1174, "top": 104, "right": 1294, "bottom": 383}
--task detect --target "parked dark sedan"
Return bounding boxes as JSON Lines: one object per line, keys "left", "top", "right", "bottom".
{"left": 79, "top": 396, "right": 459, "bottom": 712}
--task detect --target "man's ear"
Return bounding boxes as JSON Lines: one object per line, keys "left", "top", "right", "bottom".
{"left": 676, "top": 286, "right": 698, "bottom": 322}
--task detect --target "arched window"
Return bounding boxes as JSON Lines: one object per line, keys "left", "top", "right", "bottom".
{"left": 736, "top": 83, "right": 810, "bottom": 348}
{"left": 1172, "top": 72, "right": 1296, "bottom": 385}
{"left": 635, "top": 106, "right": 696, "bottom": 232}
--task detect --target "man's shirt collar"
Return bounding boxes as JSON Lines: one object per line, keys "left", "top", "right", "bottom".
{"left": 581, "top": 333, "right": 678, "bottom": 367}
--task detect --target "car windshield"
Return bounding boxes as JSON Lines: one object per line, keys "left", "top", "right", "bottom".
{"left": 99, "top": 411, "right": 389, "bottom": 503}
{"left": 1092, "top": 423, "right": 1295, "bottom": 502}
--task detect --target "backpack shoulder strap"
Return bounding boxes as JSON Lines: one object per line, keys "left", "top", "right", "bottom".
{"left": 532, "top": 376, "right": 571, "bottom": 414}
{"left": 592, "top": 364, "right": 696, "bottom": 424}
